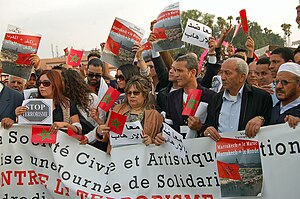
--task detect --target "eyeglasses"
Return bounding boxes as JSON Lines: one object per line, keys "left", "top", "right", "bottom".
{"left": 115, "top": 75, "right": 125, "bottom": 81}
{"left": 37, "top": 80, "right": 51, "bottom": 87}
{"left": 87, "top": 73, "right": 101, "bottom": 79}
{"left": 274, "top": 79, "right": 299, "bottom": 86}
{"left": 126, "top": 91, "right": 141, "bottom": 96}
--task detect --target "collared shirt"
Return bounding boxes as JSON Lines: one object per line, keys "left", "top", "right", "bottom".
{"left": 280, "top": 97, "right": 300, "bottom": 114}
{"left": 271, "top": 82, "right": 279, "bottom": 107}
{"left": 218, "top": 86, "right": 244, "bottom": 133}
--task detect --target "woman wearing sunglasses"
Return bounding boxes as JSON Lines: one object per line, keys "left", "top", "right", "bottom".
{"left": 97, "top": 75, "right": 163, "bottom": 154}
{"left": 15, "top": 70, "right": 82, "bottom": 134}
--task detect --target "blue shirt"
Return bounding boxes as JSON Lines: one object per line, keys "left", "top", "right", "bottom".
{"left": 280, "top": 97, "right": 300, "bottom": 114}
{"left": 218, "top": 86, "right": 244, "bottom": 133}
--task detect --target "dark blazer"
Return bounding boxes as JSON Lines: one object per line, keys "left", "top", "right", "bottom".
{"left": 0, "top": 84, "right": 24, "bottom": 121}
{"left": 270, "top": 102, "right": 300, "bottom": 125}
{"left": 166, "top": 84, "right": 216, "bottom": 134}
{"left": 205, "top": 83, "right": 273, "bottom": 132}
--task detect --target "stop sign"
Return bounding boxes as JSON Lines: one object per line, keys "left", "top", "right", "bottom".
{"left": 22, "top": 100, "right": 50, "bottom": 122}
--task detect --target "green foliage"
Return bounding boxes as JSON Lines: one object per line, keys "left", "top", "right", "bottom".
{"left": 171, "top": 9, "right": 284, "bottom": 58}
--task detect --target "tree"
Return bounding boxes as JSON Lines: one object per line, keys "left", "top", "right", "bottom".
{"left": 227, "top": 16, "right": 233, "bottom": 24}
{"left": 236, "top": 16, "right": 241, "bottom": 24}
{"left": 281, "top": 23, "right": 292, "bottom": 46}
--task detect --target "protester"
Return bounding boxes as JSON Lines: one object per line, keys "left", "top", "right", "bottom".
{"left": 247, "top": 61, "right": 259, "bottom": 86}
{"left": 86, "top": 58, "right": 108, "bottom": 99}
{"left": 15, "top": 70, "right": 82, "bottom": 134}
{"left": 256, "top": 57, "right": 273, "bottom": 87}
{"left": 8, "top": 75, "right": 26, "bottom": 93}
{"left": 97, "top": 75, "right": 163, "bottom": 154}
{"left": 61, "top": 69, "right": 107, "bottom": 151}
{"left": 270, "top": 62, "right": 300, "bottom": 127}
{"left": 155, "top": 54, "right": 215, "bottom": 146}
{"left": 269, "top": 47, "right": 294, "bottom": 78}
{"left": 203, "top": 57, "right": 272, "bottom": 141}
{"left": 25, "top": 73, "right": 37, "bottom": 89}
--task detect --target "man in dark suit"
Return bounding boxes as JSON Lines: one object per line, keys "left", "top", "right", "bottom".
{"left": 203, "top": 57, "right": 273, "bottom": 141}
{"left": 158, "top": 54, "right": 215, "bottom": 140}
{"left": 0, "top": 82, "right": 24, "bottom": 129}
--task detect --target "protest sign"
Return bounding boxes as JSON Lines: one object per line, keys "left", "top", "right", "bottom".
{"left": 18, "top": 99, "right": 53, "bottom": 125}
{"left": 23, "top": 88, "right": 38, "bottom": 99}
{"left": 101, "top": 18, "right": 144, "bottom": 68}
{"left": 110, "top": 121, "right": 143, "bottom": 147}
{"left": 141, "top": 38, "right": 152, "bottom": 62}
{"left": 152, "top": 2, "right": 184, "bottom": 52}
{"left": 182, "top": 19, "right": 212, "bottom": 49}
{"left": 1, "top": 25, "right": 41, "bottom": 79}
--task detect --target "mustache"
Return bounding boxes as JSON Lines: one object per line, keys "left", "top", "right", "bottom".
{"left": 276, "top": 88, "right": 286, "bottom": 94}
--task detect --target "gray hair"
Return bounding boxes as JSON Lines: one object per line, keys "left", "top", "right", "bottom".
{"left": 8, "top": 75, "right": 26, "bottom": 84}
{"left": 224, "top": 57, "right": 249, "bottom": 76}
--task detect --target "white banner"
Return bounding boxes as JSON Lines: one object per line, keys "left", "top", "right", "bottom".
{"left": 0, "top": 123, "right": 299, "bottom": 198}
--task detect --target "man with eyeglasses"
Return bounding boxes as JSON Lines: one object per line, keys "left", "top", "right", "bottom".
{"left": 86, "top": 58, "right": 108, "bottom": 100}
{"left": 270, "top": 62, "right": 300, "bottom": 126}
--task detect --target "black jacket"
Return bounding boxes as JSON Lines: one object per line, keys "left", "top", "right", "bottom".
{"left": 205, "top": 83, "right": 273, "bottom": 132}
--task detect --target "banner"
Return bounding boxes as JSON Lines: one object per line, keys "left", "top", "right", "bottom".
{"left": 0, "top": 123, "right": 299, "bottom": 198}
{"left": 1, "top": 24, "right": 41, "bottom": 79}
{"left": 152, "top": 2, "right": 184, "bottom": 52}
{"left": 101, "top": 18, "right": 145, "bottom": 68}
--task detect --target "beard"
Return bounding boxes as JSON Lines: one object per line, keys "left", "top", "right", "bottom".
{"left": 88, "top": 78, "right": 100, "bottom": 86}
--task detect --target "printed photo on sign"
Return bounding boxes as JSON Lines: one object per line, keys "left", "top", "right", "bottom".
{"left": 18, "top": 99, "right": 53, "bottom": 125}
{"left": 216, "top": 137, "right": 263, "bottom": 197}
{"left": 182, "top": 19, "right": 212, "bottom": 49}
{"left": 101, "top": 17, "right": 145, "bottom": 68}
{"left": 23, "top": 88, "right": 38, "bottom": 99}
{"left": 152, "top": 2, "right": 184, "bottom": 52}
{"left": 1, "top": 24, "right": 41, "bottom": 79}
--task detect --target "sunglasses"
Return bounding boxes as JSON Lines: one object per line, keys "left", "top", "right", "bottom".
{"left": 274, "top": 79, "right": 299, "bottom": 86}
{"left": 126, "top": 91, "right": 141, "bottom": 96}
{"left": 37, "top": 80, "right": 51, "bottom": 87}
{"left": 115, "top": 75, "right": 125, "bottom": 81}
{"left": 87, "top": 73, "right": 101, "bottom": 79}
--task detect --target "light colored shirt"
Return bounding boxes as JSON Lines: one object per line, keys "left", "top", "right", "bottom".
{"left": 280, "top": 96, "right": 300, "bottom": 114}
{"left": 271, "top": 82, "right": 279, "bottom": 106}
{"left": 218, "top": 86, "right": 244, "bottom": 133}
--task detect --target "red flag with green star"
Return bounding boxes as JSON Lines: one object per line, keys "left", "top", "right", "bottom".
{"left": 239, "top": 9, "right": 249, "bottom": 34}
{"left": 98, "top": 86, "right": 121, "bottom": 112}
{"left": 67, "top": 128, "right": 86, "bottom": 141}
{"left": 107, "top": 111, "right": 127, "bottom": 135}
{"left": 31, "top": 125, "right": 57, "bottom": 143}
{"left": 66, "top": 48, "right": 84, "bottom": 67}
{"left": 182, "top": 89, "right": 202, "bottom": 116}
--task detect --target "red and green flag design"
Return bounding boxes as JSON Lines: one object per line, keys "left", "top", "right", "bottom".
{"left": 66, "top": 48, "right": 84, "bottom": 67}
{"left": 67, "top": 128, "right": 85, "bottom": 141}
{"left": 239, "top": 9, "right": 249, "bottom": 34}
{"left": 105, "top": 36, "right": 121, "bottom": 56}
{"left": 217, "top": 160, "right": 242, "bottom": 180}
{"left": 15, "top": 53, "right": 31, "bottom": 65}
{"left": 31, "top": 125, "right": 57, "bottom": 144}
{"left": 107, "top": 111, "right": 127, "bottom": 135}
{"left": 182, "top": 89, "right": 202, "bottom": 116}
{"left": 98, "top": 87, "right": 121, "bottom": 112}
{"left": 153, "top": 27, "right": 168, "bottom": 39}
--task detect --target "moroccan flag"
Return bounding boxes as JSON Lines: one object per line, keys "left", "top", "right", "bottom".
{"left": 182, "top": 89, "right": 202, "bottom": 116}
{"left": 253, "top": 53, "right": 259, "bottom": 61}
{"left": 67, "top": 128, "right": 85, "bottom": 141}
{"left": 63, "top": 47, "right": 69, "bottom": 55}
{"left": 98, "top": 86, "right": 121, "bottom": 112}
{"left": 107, "top": 111, "right": 127, "bottom": 135}
{"left": 16, "top": 53, "right": 31, "bottom": 65}
{"left": 231, "top": 23, "right": 241, "bottom": 42}
{"left": 239, "top": 9, "right": 249, "bottom": 34}
{"left": 217, "top": 160, "right": 242, "bottom": 180}
{"left": 66, "top": 48, "right": 84, "bottom": 67}
{"left": 31, "top": 125, "right": 57, "bottom": 144}
{"left": 153, "top": 27, "right": 168, "bottom": 39}
{"left": 105, "top": 36, "right": 121, "bottom": 55}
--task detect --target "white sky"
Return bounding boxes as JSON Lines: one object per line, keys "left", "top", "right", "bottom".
{"left": 0, "top": 0, "right": 299, "bottom": 58}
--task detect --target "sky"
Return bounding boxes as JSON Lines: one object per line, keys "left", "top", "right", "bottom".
{"left": 0, "top": 0, "right": 299, "bottom": 58}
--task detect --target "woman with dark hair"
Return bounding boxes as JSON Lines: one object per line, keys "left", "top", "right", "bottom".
{"left": 15, "top": 70, "right": 82, "bottom": 134}
{"left": 96, "top": 75, "right": 163, "bottom": 154}
{"left": 115, "top": 64, "right": 140, "bottom": 93}
{"left": 61, "top": 69, "right": 107, "bottom": 151}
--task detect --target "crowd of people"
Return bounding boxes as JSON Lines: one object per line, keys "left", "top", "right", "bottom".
{"left": 1, "top": 8, "right": 300, "bottom": 154}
